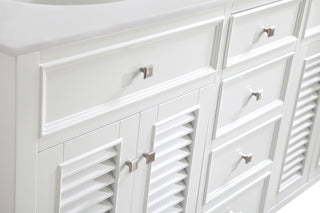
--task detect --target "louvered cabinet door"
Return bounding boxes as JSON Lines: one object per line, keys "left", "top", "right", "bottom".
{"left": 134, "top": 86, "right": 214, "bottom": 213}
{"left": 278, "top": 51, "right": 320, "bottom": 196}
{"left": 307, "top": 53, "right": 320, "bottom": 181}
{"left": 58, "top": 139, "right": 122, "bottom": 213}
{"left": 37, "top": 116, "right": 140, "bottom": 213}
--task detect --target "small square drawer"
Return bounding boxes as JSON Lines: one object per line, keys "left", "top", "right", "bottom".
{"left": 226, "top": 0, "right": 301, "bottom": 66}
{"left": 205, "top": 119, "right": 278, "bottom": 199}
{"left": 216, "top": 54, "right": 292, "bottom": 132}
{"left": 213, "top": 178, "right": 267, "bottom": 213}
{"left": 40, "top": 17, "right": 222, "bottom": 127}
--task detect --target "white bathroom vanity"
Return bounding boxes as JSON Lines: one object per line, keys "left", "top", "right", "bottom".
{"left": 0, "top": 0, "right": 320, "bottom": 212}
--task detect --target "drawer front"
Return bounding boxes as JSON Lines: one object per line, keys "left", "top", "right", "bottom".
{"left": 217, "top": 54, "right": 292, "bottom": 131}
{"left": 41, "top": 18, "right": 221, "bottom": 126}
{"left": 214, "top": 179, "right": 266, "bottom": 213}
{"left": 306, "top": 0, "right": 320, "bottom": 31}
{"left": 206, "top": 120, "right": 277, "bottom": 196}
{"left": 226, "top": 0, "right": 300, "bottom": 65}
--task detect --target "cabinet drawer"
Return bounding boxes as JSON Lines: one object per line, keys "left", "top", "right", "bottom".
{"left": 226, "top": 0, "right": 300, "bottom": 65}
{"left": 217, "top": 54, "right": 292, "bottom": 131}
{"left": 306, "top": 0, "right": 320, "bottom": 36}
{"left": 206, "top": 120, "right": 277, "bottom": 197}
{"left": 213, "top": 178, "right": 266, "bottom": 213}
{"left": 41, "top": 18, "right": 220, "bottom": 126}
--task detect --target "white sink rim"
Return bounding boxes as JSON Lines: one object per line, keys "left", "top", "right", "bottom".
{"left": 13, "top": 0, "right": 125, "bottom": 5}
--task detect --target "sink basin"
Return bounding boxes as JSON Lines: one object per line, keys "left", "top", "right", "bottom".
{"left": 15, "top": 0, "right": 123, "bottom": 5}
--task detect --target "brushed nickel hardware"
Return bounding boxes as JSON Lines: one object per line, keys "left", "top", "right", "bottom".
{"left": 125, "top": 159, "right": 139, "bottom": 173}
{"left": 140, "top": 65, "right": 153, "bottom": 79}
{"left": 251, "top": 89, "right": 264, "bottom": 101}
{"left": 241, "top": 153, "right": 253, "bottom": 164}
{"left": 263, "top": 26, "right": 276, "bottom": 37}
{"left": 143, "top": 151, "right": 156, "bottom": 164}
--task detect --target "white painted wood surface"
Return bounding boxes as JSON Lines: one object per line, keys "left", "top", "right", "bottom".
{"left": 0, "top": 0, "right": 319, "bottom": 213}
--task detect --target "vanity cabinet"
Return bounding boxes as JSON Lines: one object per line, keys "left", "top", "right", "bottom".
{"left": 1, "top": 0, "right": 320, "bottom": 213}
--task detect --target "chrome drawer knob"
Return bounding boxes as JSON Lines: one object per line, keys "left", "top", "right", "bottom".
{"left": 143, "top": 151, "right": 156, "bottom": 164}
{"left": 125, "top": 159, "right": 139, "bottom": 173}
{"left": 241, "top": 153, "right": 253, "bottom": 164}
{"left": 251, "top": 89, "right": 263, "bottom": 101}
{"left": 263, "top": 26, "right": 276, "bottom": 37}
{"left": 140, "top": 65, "right": 153, "bottom": 79}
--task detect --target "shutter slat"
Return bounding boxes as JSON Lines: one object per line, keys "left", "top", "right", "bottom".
{"left": 148, "top": 183, "right": 185, "bottom": 209}
{"left": 287, "top": 139, "right": 309, "bottom": 155}
{"left": 149, "top": 170, "right": 188, "bottom": 197}
{"left": 79, "top": 200, "right": 113, "bottom": 213}
{"left": 62, "top": 163, "right": 115, "bottom": 193}
{"left": 156, "top": 137, "right": 192, "bottom": 159}
{"left": 152, "top": 148, "right": 190, "bottom": 173}
{"left": 63, "top": 149, "right": 116, "bottom": 179}
{"left": 283, "top": 156, "right": 305, "bottom": 173}
{"left": 285, "top": 147, "right": 307, "bottom": 164}
{"left": 61, "top": 180, "right": 111, "bottom": 208}
{"left": 281, "top": 163, "right": 304, "bottom": 182}
{"left": 61, "top": 189, "right": 113, "bottom": 213}
{"left": 148, "top": 193, "right": 184, "bottom": 213}
{"left": 155, "top": 125, "right": 193, "bottom": 149}
{"left": 289, "top": 130, "right": 310, "bottom": 146}
{"left": 292, "top": 111, "right": 315, "bottom": 128}
{"left": 151, "top": 159, "right": 188, "bottom": 184}
{"left": 156, "top": 114, "right": 195, "bottom": 136}
{"left": 298, "top": 84, "right": 320, "bottom": 99}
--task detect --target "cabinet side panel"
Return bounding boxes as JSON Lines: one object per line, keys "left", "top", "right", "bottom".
{"left": 15, "top": 53, "right": 40, "bottom": 213}
{"left": 0, "top": 53, "right": 16, "bottom": 213}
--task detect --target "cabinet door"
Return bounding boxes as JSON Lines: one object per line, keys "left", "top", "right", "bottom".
{"left": 265, "top": 42, "right": 320, "bottom": 210}
{"left": 37, "top": 116, "right": 140, "bottom": 213}
{"left": 132, "top": 85, "right": 215, "bottom": 213}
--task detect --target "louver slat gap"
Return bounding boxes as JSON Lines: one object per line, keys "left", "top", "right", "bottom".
{"left": 58, "top": 139, "right": 121, "bottom": 213}
{"left": 280, "top": 59, "right": 320, "bottom": 190}
{"left": 147, "top": 109, "right": 199, "bottom": 213}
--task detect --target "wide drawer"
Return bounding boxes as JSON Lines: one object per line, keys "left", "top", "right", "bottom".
{"left": 226, "top": 0, "right": 301, "bottom": 66}
{"left": 40, "top": 18, "right": 221, "bottom": 126}
{"left": 216, "top": 54, "right": 292, "bottom": 132}
{"left": 206, "top": 120, "right": 277, "bottom": 197}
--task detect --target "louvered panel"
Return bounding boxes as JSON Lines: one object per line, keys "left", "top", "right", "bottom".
{"left": 58, "top": 139, "right": 122, "bottom": 213}
{"left": 147, "top": 107, "right": 199, "bottom": 213}
{"left": 280, "top": 59, "right": 320, "bottom": 190}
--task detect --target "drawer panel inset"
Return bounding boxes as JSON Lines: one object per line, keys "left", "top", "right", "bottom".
{"left": 206, "top": 119, "right": 278, "bottom": 197}
{"left": 226, "top": 0, "right": 301, "bottom": 67}
{"left": 40, "top": 18, "right": 222, "bottom": 134}
{"left": 217, "top": 54, "right": 292, "bottom": 133}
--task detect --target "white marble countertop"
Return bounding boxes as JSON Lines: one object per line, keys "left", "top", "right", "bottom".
{"left": 0, "top": 0, "right": 229, "bottom": 56}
